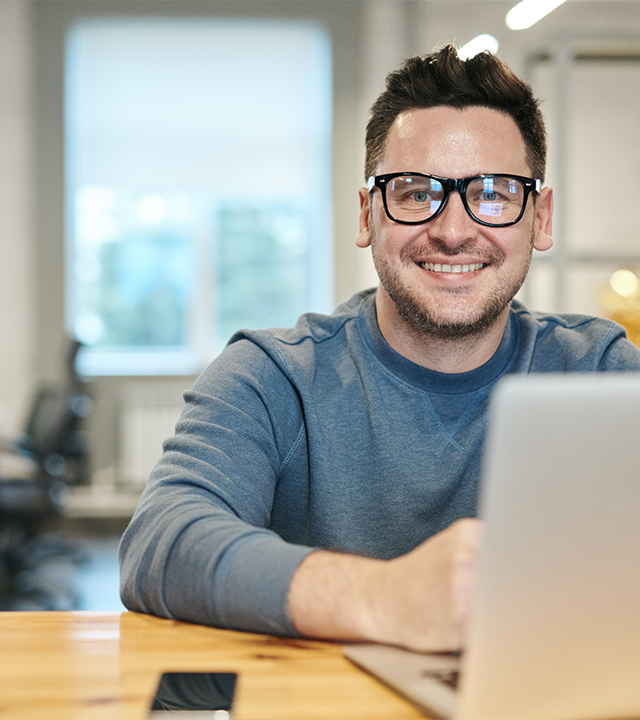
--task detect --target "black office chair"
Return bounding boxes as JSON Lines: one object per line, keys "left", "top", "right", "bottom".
{"left": 0, "top": 339, "right": 93, "bottom": 610}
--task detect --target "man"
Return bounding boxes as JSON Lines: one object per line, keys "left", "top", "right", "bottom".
{"left": 119, "top": 45, "right": 640, "bottom": 653}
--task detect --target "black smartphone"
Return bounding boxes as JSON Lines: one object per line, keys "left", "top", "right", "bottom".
{"left": 149, "top": 671, "right": 237, "bottom": 718}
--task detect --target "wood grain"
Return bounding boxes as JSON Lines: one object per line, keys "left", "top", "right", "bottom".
{"left": 0, "top": 612, "right": 427, "bottom": 719}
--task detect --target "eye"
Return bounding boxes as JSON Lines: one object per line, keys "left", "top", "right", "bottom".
{"left": 388, "top": 176, "right": 442, "bottom": 210}
{"left": 471, "top": 185, "right": 506, "bottom": 202}
{"left": 467, "top": 176, "right": 521, "bottom": 206}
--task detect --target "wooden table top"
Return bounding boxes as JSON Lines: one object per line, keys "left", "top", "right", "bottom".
{"left": 0, "top": 611, "right": 427, "bottom": 719}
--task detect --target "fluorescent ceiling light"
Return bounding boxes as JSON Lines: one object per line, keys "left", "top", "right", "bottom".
{"left": 506, "top": 0, "right": 568, "bottom": 30}
{"left": 458, "top": 34, "right": 499, "bottom": 60}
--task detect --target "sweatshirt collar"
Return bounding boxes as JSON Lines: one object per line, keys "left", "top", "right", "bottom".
{"left": 361, "top": 290, "right": 517, "bottom": 394}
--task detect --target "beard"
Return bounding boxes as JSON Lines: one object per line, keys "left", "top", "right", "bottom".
{"left": 371, "top": 230, "right": 534, "bottom": 341}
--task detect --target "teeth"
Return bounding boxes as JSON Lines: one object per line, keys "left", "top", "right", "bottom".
{"left": 422, "top": 262, "right": 485, "bottom": 273}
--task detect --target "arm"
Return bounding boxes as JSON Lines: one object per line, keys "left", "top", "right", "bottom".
{"left": 120, "top": 335, "right": 484, "bottom": 647}
{"left": 288, "top": 518, "right": 484, "bottom": 652}
{"left": 119, "top": 339, "right": 315, "bottom": 635}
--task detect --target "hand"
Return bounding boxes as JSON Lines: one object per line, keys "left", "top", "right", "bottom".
{"left": 369, "top": 518, "right": 484, "bottom": 652}
{"left": 288, "top": 518, "right": 484, "bottom": 653}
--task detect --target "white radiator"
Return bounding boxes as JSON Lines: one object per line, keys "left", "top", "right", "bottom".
{"left": 119, "top": 381, "right": 186, "bottom": 489}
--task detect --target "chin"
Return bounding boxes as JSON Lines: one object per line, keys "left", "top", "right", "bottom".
{"left": 391, "top": 290, "right": 513, "bottom": 341}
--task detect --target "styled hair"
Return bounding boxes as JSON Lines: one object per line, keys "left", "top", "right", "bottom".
{"left": 365, "top": 44, "right": 547, "bottom": 182}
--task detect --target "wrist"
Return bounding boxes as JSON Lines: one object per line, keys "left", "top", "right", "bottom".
{"left": 288, "top": 550, "right": 387, "bottom": 642}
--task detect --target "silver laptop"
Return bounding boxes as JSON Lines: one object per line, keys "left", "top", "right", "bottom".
{"left": 344, "top": 373, "right": 640, "bottom": 719}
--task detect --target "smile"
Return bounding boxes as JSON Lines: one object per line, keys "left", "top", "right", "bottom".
{"left": 419, "top": 262, "right": 487, "bottom": 274}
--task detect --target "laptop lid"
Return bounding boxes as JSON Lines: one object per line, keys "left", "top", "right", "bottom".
{"left": 461, "top": 373, "right": 640, "bottom": 719}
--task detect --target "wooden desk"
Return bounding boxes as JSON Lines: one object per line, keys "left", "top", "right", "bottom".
{"left": 0, "top": 611, "right": 426, "bottom": 719}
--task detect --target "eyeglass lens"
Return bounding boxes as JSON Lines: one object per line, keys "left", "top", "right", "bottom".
{"left": 384, "top": 175, "right": 526, "bottom": 225}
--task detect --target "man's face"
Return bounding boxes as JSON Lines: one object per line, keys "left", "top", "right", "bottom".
{"left": 357, "top": 106, "right": 553, "bottom": 341}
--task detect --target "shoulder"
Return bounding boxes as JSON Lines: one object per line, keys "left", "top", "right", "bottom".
{"left": 227, "top": 289, "right": 374, "bottom": 366}
{"left": 511, "top": 299, "right": 623, "bottom": 338}
{"left": 196, "top": 289, "right": 376, "bottom": 389}
{"left": 510, "top": 300, "right": 640, "bottom": 371}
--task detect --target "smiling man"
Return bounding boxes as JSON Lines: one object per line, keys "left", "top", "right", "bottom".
{"left": 120, "top": 45, "right": 640, "bottom": 653}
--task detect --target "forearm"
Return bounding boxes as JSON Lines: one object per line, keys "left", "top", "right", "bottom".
{"left": 288, "top": 550, "right": 386, "bottom": 643}
{"left": 120, "top": 499, "right": 315, "bottom": 635}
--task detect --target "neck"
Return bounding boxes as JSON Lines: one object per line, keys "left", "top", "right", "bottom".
{"left": 375, "top": 287, "right": 509, "bottom": 374}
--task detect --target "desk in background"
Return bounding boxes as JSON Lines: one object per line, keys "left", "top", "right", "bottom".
{"left": 0, "top": 611, "right": 426, "bottom": 719}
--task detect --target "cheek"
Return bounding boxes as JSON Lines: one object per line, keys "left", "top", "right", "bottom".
{"left": 500, "top": 231, "right": 536, "bottom": 271}
{"left": 482, "top": 227, "right": 523, "bottom": 257}
{"left": 380, "top": 223, "right": 429, "bottom": 249}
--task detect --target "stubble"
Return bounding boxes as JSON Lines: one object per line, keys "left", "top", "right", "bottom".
{"left": 371, "top": 227, "right": 535, "bottom": 342}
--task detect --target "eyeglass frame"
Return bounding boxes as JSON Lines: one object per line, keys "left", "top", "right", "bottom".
{"left": 367, "top": 172, "right": 542, "bottom": 228}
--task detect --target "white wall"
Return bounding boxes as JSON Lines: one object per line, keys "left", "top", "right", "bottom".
{"left": 0, "top": 0, "right": 34, "bottom": 434}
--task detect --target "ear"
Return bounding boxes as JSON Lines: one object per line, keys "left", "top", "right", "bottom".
{"left": 356, "top": 187, "right": 372, "bottom": 248}
{"left": 532, "top": 186, "right": 553, "bottom": 252}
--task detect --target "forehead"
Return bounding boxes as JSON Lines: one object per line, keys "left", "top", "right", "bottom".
{"left": 380, "top": 105, "right": 530, "bottom": 178}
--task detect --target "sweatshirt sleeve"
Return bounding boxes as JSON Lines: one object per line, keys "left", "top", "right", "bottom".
{"left": 118, "top": 338, "right": 315, "bottom": 635}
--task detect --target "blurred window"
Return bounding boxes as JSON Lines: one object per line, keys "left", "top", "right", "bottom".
{"left": 65, "top": 19, "right": 333, "bottom": 375}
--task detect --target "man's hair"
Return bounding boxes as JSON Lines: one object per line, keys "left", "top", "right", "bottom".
{"left": 365, "top": 44, "right": 547, "bottom": 182}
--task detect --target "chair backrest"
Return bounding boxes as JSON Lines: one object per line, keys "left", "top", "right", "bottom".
{"left": 21, "top": 386, "right": 88, "bottom": 459}
{"left": 17, "top": 340, "right": 92, "bottom": 481}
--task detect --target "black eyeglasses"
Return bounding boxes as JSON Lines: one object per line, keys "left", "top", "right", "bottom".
{"left": 368, "top": 172, "right": 541, "bottom": 228}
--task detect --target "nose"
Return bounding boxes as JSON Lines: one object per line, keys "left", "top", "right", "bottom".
{"left": 428, "top": 191, "right": 477, "bottom": 247}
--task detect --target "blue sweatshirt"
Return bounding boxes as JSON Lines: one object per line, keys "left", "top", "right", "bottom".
{"left": 119, "top": 289, "right": 640, "bottom": 635}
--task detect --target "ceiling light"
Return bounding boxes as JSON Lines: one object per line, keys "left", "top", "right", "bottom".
{"left": 458, "top": 34, "right": 500, "bottom": 60}
{"left": 506, "top": 0, "right": 568, "bottom": 30}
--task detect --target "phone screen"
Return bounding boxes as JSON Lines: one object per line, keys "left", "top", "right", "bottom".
{"left": 149, "top": 672, "right": 237, "bottom": 718}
